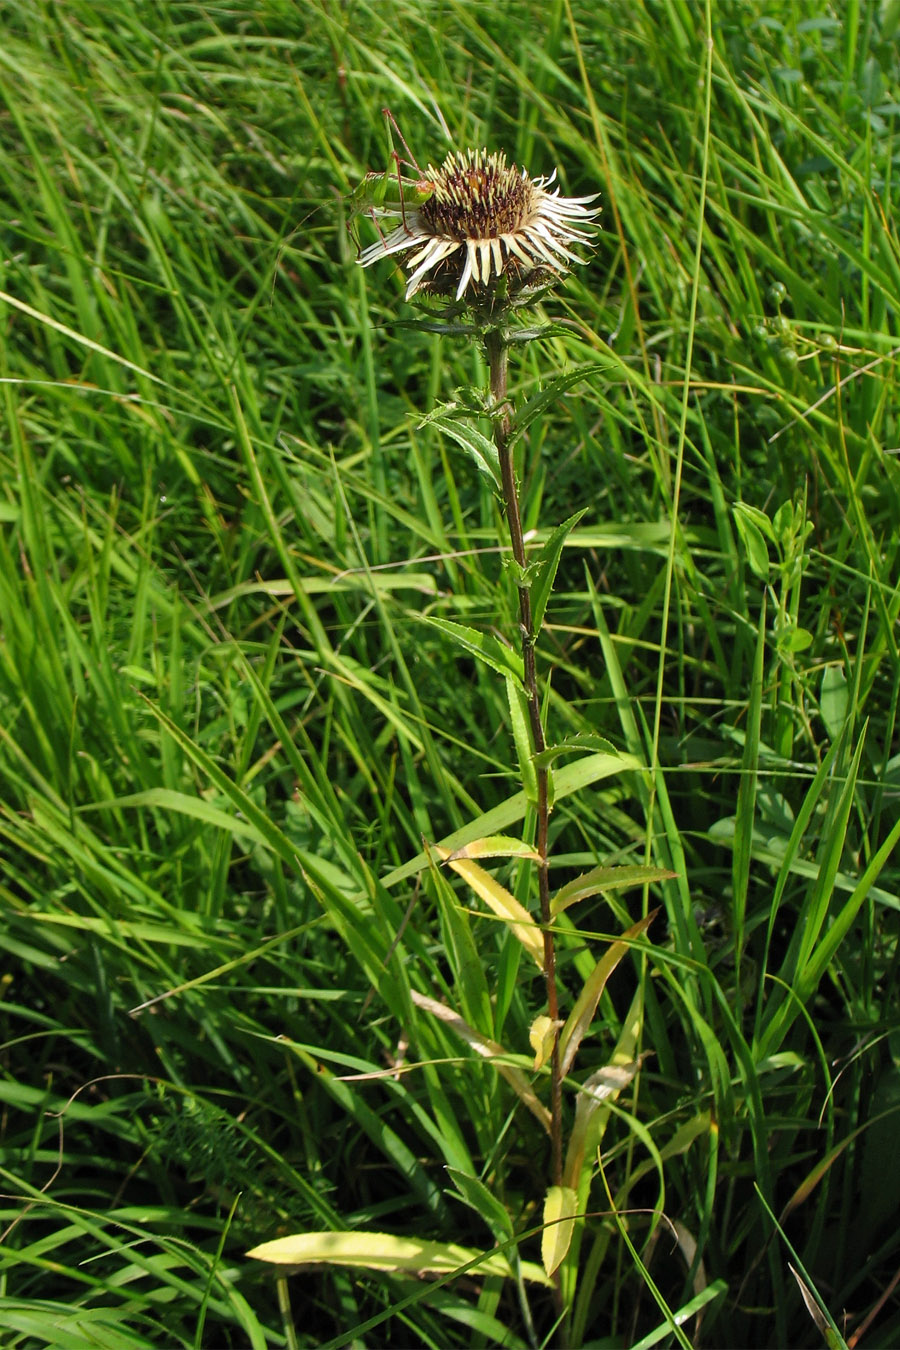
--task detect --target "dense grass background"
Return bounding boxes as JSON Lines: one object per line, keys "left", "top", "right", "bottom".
{"left": 2, "top": 0, "right": 900, "bottom": 1345}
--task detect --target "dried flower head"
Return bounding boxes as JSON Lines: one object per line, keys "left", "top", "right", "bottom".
{"left": 357, "top": 147, "right": 600, "bottom": 304}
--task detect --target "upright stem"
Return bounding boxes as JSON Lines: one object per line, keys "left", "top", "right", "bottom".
{"left": 485, "top": 327, "right": 562, "bottom": 1188}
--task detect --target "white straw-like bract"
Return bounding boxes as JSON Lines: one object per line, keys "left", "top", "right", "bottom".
{"left": 357, "top": 148, "right": 600, "bottom": 301}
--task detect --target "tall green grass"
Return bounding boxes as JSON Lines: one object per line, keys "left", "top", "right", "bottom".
{"left": 1, "top": 1, "right": 899, "bottom": 1345}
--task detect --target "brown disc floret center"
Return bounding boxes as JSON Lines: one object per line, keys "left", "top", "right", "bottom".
{"left": 421, "top": 149, "right": 535, "bottom": 241}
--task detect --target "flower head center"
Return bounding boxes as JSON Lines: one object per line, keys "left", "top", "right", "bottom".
{"left": 421, "top": 149, "right": 534, "bottom": 241}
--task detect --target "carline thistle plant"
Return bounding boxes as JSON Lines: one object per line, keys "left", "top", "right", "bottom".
{"left": 360, "top": 125, "right": 602, "bottom": 1193}
{"left": 345, "top": 122, "right": 671, "bottom": 1324}
{"left": 358, "top": 118, "right": 610, "bottom": 1153}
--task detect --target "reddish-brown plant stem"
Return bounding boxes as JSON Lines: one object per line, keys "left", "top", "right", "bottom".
{"left": 485, "top": 327, "right": 562, "bottom": 1189}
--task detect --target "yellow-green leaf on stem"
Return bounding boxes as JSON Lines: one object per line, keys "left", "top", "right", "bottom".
{"left": 411, "top": 990, "right": 551, "bottom": 1134}
{"left": 559, "top": 911, "right": 657, "bottom": 1077}
{"left": 563, "top": 1049, "right": 649, "bottom": 1190}
{"left": 246, "top": 1230, "right": 552, "bottom": 1285}
{"left": 541, "top": 1185, "right": 578, "bottom": 1277}
{"left": 445, "top": 835, "right": 541, "bottom": 863}
{"left": 529, "top": 509, "right": 587, "bottom": 636}
{"left": 529, "top": 1014, "right": 562, "bottom": 1070}
{"left": 434, "top": 844, "right": 545, "bottom": 969}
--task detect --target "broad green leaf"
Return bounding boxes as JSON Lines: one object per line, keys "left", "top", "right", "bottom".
{"left": 246, "top": 1230, "right": 551, "bottom": 1285}
{"left": 559, "top": 912, "right": 657, "bottom": 1077}
{"left": 734, "top": 500, "right": 776, "bottom": 543}
{"left": 820, "top": 664, "right": 849, "bottom": 739}
{"left": 529, "top": 510, "right": 587, "bottom": 636}
{"left": 776, "top": 623, "right": 813, "bottom": 653}
{"left": 420, "top": 617, "right": 524, "bottom": 687}
{"left": 733, "top": 504, "right": 770, "bottom": 580}
{"left": 541, "top": 1185, "right": 578, "bottom": 1277}
{"left": 551, "top": 865, "right": 677, "bottom": 917}
{"left": 435, "top": 844, "right": 545, "bottom": 969}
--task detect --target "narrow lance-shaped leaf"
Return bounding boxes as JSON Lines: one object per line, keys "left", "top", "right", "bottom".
{"left": 563, "top": 989, "right": 647, "bottom": 1190}
{"left": 541, "top": 1185, "right": 579, "bottom": 1278}
{"left": 445, "top": 835, "right": 541, "bottom": 863}
{"left": 247, "top": 1230, "right": 551, "bottom": 1286}
{"left": 420, "top": 411, "right": 500, "bottom": 487}
{"left": 733, "top": 503, "right": 771, "bottom": 580}
{"left": 559, "top": 911, "right": 657, "bottom": 1077}
{"left": 445, "top": 1167, "right": 514, "bottom": 1244}
{"left": 551, "top": 864, "right": 677, "bottom": 917}
{"left": 420, "top": 616, "right": 524, "bottom": 688}
{"left": 529, "top": 509, "right": 587, "bottom": 636}
{"left": 819, "top": 664, "right": 849, "bottom": 741}
{"left": 533, "top": 733, "right": 618, "bottom": 768}
{"left": 506, "top": 674, "right": 538, "bottom": 805}
{"left": 434, "top": 844, "right": 545, "bottom": 969}
{"left": 507, "top": 364, "right": 598, "bottom": 448}
{"left": 411, "top": 989, "right": 551, "bottom": 1133}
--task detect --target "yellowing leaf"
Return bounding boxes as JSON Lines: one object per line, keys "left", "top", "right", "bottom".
{"left": 562, "top": 989, "right": 648, "bottom": 1190}
{"left": 558, "top": 911, "right": 656, "bottom": 1077}
{"left": 246, "top": 1230, "right": 552, "bottom": 1285}
{"left": 541, "top": 1185, "right": 578, "bottom": 1277}
{"left": 434, "top": 845, "right": 545, "bottom": 969}
{"left": 411, "top": 990, "right": 551, "bottom": 1134}
{"left": 445, "top": 835, "right": 541, "bottom": 863}
{"left": 529, "top": 1014, "right": 561, "bottom": 1070}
